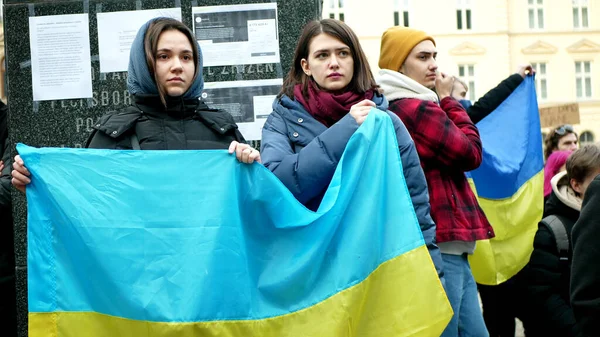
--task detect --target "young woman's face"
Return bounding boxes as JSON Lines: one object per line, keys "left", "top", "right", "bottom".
{"left": 400, "top": 40, "right": 438, "bottom": 89}
{"left": 301, "top": 33, "right": 354, "bottom": 92}
{"left": 154, "top": 30, "right": 195, "bottom": 97}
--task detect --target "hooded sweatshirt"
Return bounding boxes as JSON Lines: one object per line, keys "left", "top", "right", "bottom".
{"left": 377, "top": 69, "right": 494, "bottom": 254}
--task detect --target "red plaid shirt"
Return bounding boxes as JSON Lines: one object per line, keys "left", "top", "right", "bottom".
{"left": 389, "top": 97, "right": 494, "bottom": 243}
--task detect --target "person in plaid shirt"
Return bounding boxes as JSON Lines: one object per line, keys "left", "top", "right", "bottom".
{"left": 377, "top": 27, "right": 494, "bottom": 337}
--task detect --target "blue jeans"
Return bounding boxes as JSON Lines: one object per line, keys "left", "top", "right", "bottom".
{"left": 440, "top": 253, "right": 489, "bottom": 337}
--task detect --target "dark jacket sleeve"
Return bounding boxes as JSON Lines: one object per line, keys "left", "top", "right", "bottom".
{"left": 260, "top": 109, "right": 359, "bottom": 205}
{"left": 0, "top": 101, "right": 11, "bottom": 208}
{"left": 390, "top": 97, "right": 482, "bottom": 171}
{"left": 571, "top": 175, "right": 600, "bottom": 337}
{"left": 521, "top": 225, "right": 580, "bottom": 336}
{"left": 467, "top": 73, "right": 524, "bottom": 124}
{"left": 0, "top": 139, "right": 11, "bottom": 208}
{"left": 234, "top": 129, "right": 246, "bottom": 144}
{"left": 387, "top": 111, "right": 444, "bottom": 284}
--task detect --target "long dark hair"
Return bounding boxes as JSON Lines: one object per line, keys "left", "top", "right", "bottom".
{"left": 279, "top": 19, "right": 378, "bottom": 99}
{"left": 144, "top": 18, "right": 200, "bottom": 106}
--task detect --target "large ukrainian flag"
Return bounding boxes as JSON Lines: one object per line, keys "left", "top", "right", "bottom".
{"left": 23, "top": 109, "right": 452, "bottom": 337}
{"left": 467, "top": 76, "right": 545, "bottom": 285}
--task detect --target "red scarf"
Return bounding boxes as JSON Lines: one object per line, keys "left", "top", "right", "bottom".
{"left": 293, "top": 82, "right": 375, "bottom": 128}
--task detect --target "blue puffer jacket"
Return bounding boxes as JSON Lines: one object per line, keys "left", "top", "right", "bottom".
{"left": 261, "top": 93, "right": 444, "bottom": 281}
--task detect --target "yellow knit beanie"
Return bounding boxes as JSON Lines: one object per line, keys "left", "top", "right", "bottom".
{"left": 378, "top": 26, "right": 436, "bottom": 72}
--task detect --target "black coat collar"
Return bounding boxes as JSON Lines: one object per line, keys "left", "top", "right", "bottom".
{"left": 94, "top": 94, "right": 239, "bottom": 139}
{"left": 133, "top": 94, "right": 200, "bottom": 119}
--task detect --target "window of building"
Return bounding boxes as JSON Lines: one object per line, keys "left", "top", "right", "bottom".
{"left": 456, "top": 0, "right": 472, "bottom": 30}
{"left": 580, "top": 131, "right": 595, "bottom": 145}
{"left": 325, "top": 0, "right": 345, "bottom": 21}
{"left": 531, "top": 62, "right": 548, "bottom": 100}
{"left": 458, "top": 64, "right": 476, "bottom": 101}
{"left": 575, "top": 61, "right": 592, "bottom": 99}
{"left": 573, "top": 0, "right": 589, "bottom": 28}
{"left": 528, "top": 0, "right": 544, "bottom": 29}
{"left": 393, "top": 0, "right": 410, "bottom": 27}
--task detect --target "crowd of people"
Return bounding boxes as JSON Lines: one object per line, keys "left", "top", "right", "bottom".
{"left": 2, "top": 17, "right": 600, "bottom": 337}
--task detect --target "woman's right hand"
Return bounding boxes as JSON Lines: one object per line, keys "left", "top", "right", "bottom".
{"left": 12, "top": 155, "right": 30, "bottom": 193}
{"left": 349, "top": 99, "right": 376, "bottom": 126}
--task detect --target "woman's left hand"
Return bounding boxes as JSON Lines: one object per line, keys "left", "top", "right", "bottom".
{"left": 228, "top": 141, "right": 261, "bottom": 164}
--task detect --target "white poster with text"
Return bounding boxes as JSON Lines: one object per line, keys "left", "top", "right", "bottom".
{"left": 29, "top": 14, "right": 93, "bottom": 101}
{"left": 97, "top": 8, "right": 182, "bottom": 73}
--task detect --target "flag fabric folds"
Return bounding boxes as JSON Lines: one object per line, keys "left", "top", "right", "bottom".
{"left": 23, "top": 109, "right": 452, "bottom": 337}
{"left": 467, "top": 76, "right": 545, "bottom": 285}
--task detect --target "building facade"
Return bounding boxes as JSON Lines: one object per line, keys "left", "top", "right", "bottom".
{"left": 322, "top": 0, "right": 600, "bottom": 144}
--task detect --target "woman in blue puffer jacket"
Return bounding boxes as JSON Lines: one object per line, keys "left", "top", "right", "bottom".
{"left": 260, "top": 19, "right": 444, "bottom": 281}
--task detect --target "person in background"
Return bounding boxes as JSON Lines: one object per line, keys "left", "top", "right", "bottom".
{"left": 456, "top": 65, "right": 533, "bottom": 125}
{"left": 544, "top": 124, "right": 578, "bottom": 161}
{"left": 570, "top": 157, "right": 600, "bottom": 336}
{"left": 517, "top": 145, "right": 600, "bottom": 337}
{"left": 260, "top": 19, "right": 444, "bottom": 282}
{"left": 377, "top": 26, "right": 492, "bottom": 337}
{"left": 451, "top": 77, "right": 469, "bottom": 102}
{"left": 12, "top": 17, "right": 260, "bottom": 193}
{"left": 0, "top": 99, "right": 17, "bottom": 336}
{"left": 544, "top": 150, "right": 573, "bottom": 202}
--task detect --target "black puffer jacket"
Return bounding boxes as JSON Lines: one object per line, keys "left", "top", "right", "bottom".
{"left": 571, "top": 174, "right": 600, "bottom": 337}
{"left": 0, "top": 99, "right": 17, "bottom": 337}
{"left": 516, "top": 184, "right": 581, "bottom": 337}
{"left": 87, "top": 94, "right": 245, "bottom": 150}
